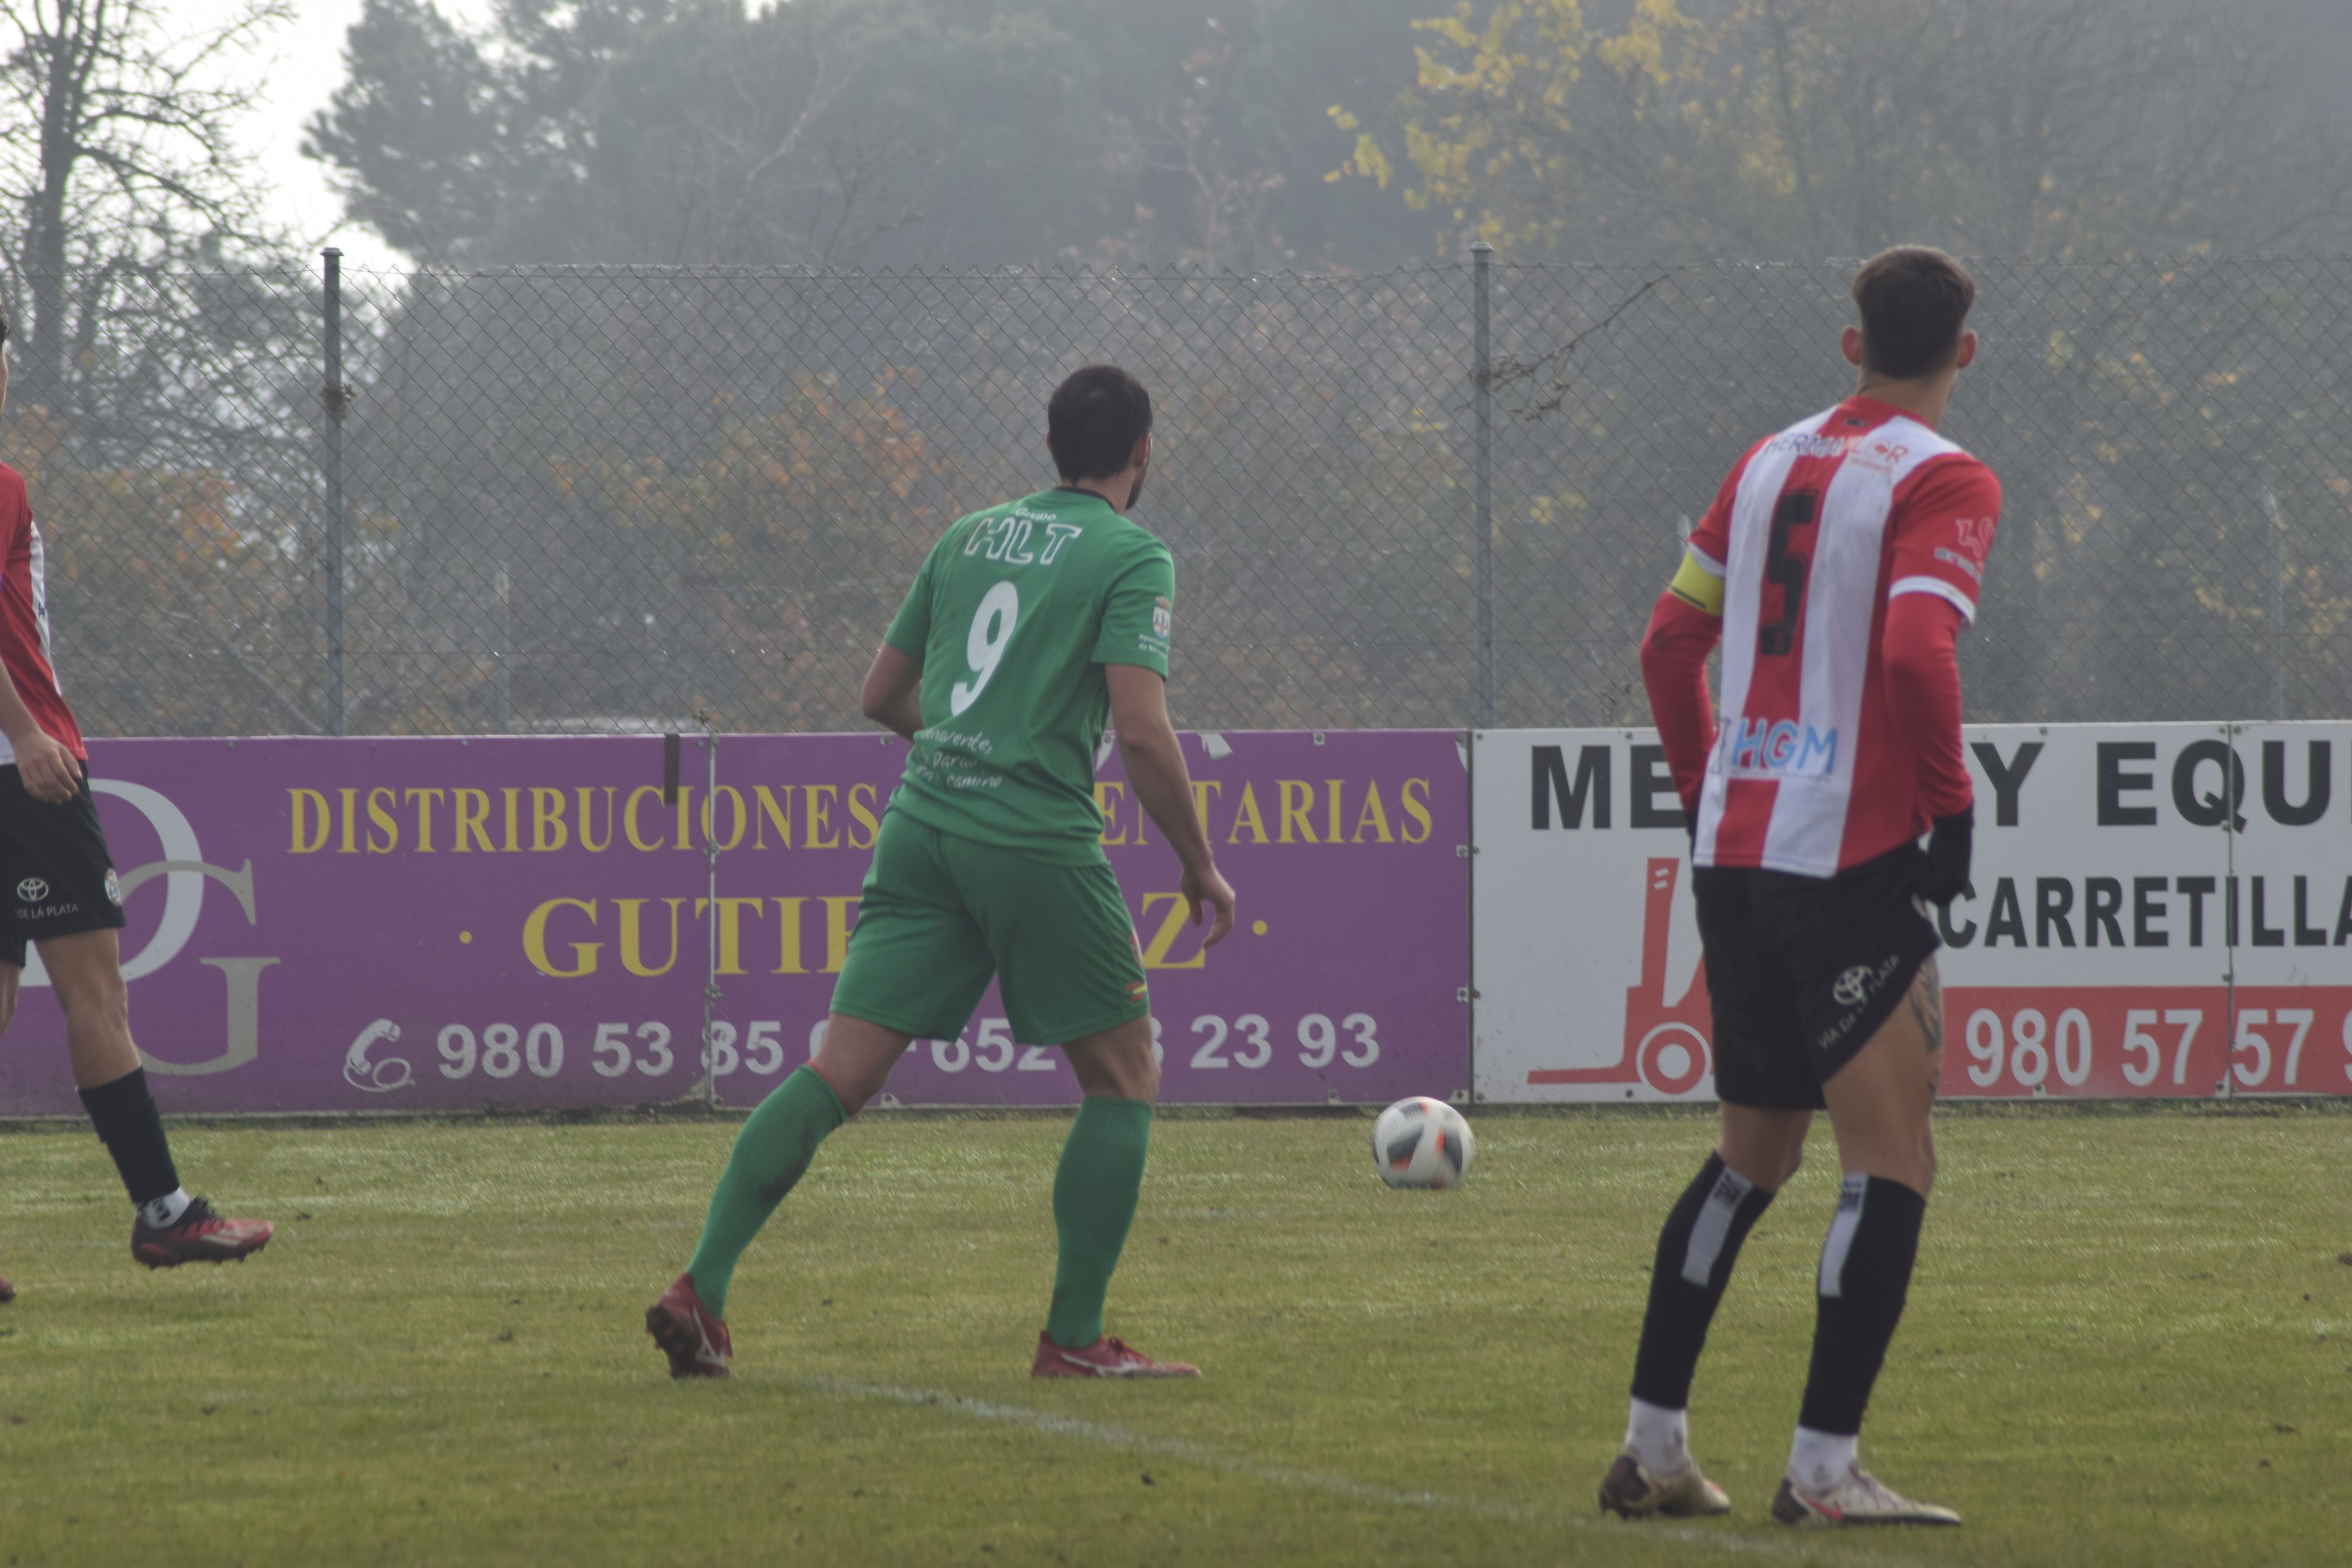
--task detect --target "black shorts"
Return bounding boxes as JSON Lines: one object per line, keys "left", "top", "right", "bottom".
{"left": 0, "top": 763, "right": 127, "bottom": 968}
{"left": 1693, "top": 843, "right": 1940, "bottom": 1111}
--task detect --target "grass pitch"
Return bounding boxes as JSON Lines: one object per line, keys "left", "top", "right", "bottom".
{"left": 0, "top": 1103, "right": 2345, "bottom": 1566}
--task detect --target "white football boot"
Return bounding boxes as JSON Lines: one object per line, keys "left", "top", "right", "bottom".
{"left": 1771, "top": 1463, "right": 1960, "bottom": 1526}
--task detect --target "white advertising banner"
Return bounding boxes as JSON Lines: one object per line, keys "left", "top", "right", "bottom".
{"left": 1471, "top": 724, "right": 2352, "bottom": 1102}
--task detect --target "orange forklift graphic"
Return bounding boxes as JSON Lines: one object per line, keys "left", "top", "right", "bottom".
{"left": 1526, "top": 857, "right": 1712, "bottom": 1095}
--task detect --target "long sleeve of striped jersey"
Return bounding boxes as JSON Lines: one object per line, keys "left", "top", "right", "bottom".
{"left": 1880, "top": 592, "right": 1973, "bottom": 819}
{"left": 1639, "top": 588, "right": 1722, "bottom": 813}
{"left": 1639, "top": 450, "right": 1749, "bottom": 813}
{"left": 1880, "top": 453, "right": 1998, "bottom": 822}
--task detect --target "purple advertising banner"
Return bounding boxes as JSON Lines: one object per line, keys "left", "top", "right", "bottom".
{"left": 0, "top": 731, "right": 1467, "bottom": 1114}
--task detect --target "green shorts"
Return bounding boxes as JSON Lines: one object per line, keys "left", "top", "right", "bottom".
{"left": 830, "top": 810, "right": 1151, "bottom": 1045}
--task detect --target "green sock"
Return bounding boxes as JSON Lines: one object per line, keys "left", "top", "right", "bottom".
{"left": 1044, "top": 1095, "right": 1154, "bottom": 1349}
{"left": 684, "top": 1065, "right": 846, "bottom": 1317}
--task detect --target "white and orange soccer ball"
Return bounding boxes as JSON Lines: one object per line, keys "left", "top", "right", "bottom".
{"left": 1370, "top": 1097, "right": 1475, "bottom": 1189}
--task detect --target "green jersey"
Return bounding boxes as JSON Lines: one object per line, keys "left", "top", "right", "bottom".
{"left": 882, "top": 487, "right": 1175, "bottom": 862}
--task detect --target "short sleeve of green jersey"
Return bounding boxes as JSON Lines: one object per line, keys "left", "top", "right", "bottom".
{"left": 883, "top": 540, "right": 940, "bottom": 659}
{"left": 1092, "top": 544, "right": 1175, "bottom": 677}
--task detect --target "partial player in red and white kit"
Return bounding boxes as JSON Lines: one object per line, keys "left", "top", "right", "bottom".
{"left": 0, "top": 311, "right": 270, "bottom": 1298}
{"left": 0, "top": 470, "right": 85, "bottom": 773}
{"left": 1598, "top": 249, "right": 1993, "bottom": 1530}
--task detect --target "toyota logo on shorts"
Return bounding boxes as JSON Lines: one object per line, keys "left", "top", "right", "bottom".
{"left": 16, "top": 877, "right": 49, "bottom": 904}
{"left": 1831, "top": 965, "right": 1871, "bottom": 1008}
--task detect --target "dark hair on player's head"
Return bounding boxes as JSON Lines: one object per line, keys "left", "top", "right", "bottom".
{"left": 1047, "top": 365, "right": 1152, "bottom": 481}
{"left": 1851, "top": 247, "right": 1976, "bottom": 380}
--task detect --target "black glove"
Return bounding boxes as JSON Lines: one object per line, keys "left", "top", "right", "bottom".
{"left": 1919, "top": 807, "right": 1975, "bottom": 907}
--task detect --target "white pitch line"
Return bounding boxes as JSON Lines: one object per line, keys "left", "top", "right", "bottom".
{"left": 794, "top": 1375, "right": 1916, "bottom": 1566}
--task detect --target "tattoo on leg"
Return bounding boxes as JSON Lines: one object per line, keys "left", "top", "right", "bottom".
{"left": 1906, "top": 964, "right": 1945, "bottom": 1053}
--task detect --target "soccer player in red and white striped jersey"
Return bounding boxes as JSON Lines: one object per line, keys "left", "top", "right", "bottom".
{"left": 1598, "top": 249, "right": 1994, "bottom": 1529}
{"left": 0, "top": 310, "right": 271, "bottom": 1295}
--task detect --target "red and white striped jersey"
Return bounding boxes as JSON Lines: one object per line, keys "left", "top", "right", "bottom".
{"left": 0, "top": 465, "right": 87, "bottom": 764}
{"left": 1686, "top": 396, "right": 1999, "bottom": 877}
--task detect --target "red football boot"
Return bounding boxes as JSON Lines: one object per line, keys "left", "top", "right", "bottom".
{"left": 645, "top": 1272, "right": 731, "bottom": 1379}
{"left": 1031, "top": 1331, "right": 1200, "bottom": 1378}
{"left": 132, "top": 1198, "right": 273, "bottom": 1269}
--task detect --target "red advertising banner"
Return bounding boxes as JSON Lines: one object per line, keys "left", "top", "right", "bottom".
{"left": 0, "top": 731, "right": 1468, "bottom": 1114}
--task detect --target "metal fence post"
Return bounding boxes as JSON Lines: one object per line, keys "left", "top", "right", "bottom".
{"left": 701, "top": 723, "right": 722, "bottom": 1110}
{"left": 495, "top": 561, "right": 514, "bottom": 733}
{"left": 2262, "top": 486, "right": 2285, "bottom": 719}
{"left": 1471, "top": 242, "right": 1495, "bottom": 730}
{"left": 321, "top": 248, "right": 347, "bottom": 737}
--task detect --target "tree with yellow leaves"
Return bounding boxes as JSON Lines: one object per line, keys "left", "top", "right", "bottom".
{"left": 1340, "top": 0, "right": 2352, "bottom": 261}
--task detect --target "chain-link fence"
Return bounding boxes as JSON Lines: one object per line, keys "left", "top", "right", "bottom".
{"left": 7, "top": 256, "right": 2348, "bottom": 738}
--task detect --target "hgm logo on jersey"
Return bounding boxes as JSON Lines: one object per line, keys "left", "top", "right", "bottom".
{"left": 1719, "top": 717, "right": 1839, "bottom": 777}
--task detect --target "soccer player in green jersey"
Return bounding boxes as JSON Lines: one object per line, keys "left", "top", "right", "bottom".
{"left": 647, "top": 365, "right": 1237, "bottom": 1380}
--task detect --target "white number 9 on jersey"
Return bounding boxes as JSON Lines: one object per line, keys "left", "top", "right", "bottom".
{"left": 950, "top": 581, "right": 1020, "bottom": 715}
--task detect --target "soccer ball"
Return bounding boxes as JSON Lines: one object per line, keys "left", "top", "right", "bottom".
{"left": 1370, "top": 1096, "right": 1475, "bottom": 1189}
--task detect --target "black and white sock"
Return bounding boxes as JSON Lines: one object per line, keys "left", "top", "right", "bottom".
{"left": 78, "top": 1067, "right": 185, "bottom": 1220}
{"left": 140, "top": 1189, "right": 194, "bottom": 1229}
{"left": 1794, "top": 1172, "right": 1927, "bottom": 1451}
{"left": 1625, "top": 1152, "right": 1777, "bottom": 1470}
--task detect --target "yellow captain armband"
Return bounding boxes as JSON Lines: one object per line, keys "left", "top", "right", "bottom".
{"left": 1666, "top": 549, "right": 1725, "bottom": 616}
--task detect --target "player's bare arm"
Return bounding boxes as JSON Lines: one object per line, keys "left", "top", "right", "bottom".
{"left": 0, "top": 619, "right": 74, "bottom": 803}
{"left": 858, "top": 642, "right": 924, "bottom": 742}
{"left": 1105, "top": 661, "right": 1235, "bottom": 948}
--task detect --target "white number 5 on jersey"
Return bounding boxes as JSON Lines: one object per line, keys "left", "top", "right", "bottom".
{"left": 950, "top": 581, "right": 1020, "bottom": 715}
